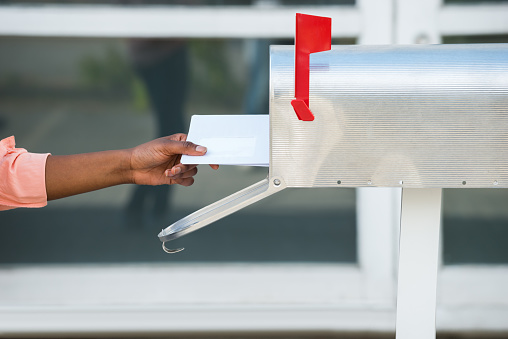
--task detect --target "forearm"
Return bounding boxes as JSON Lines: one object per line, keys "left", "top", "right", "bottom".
{"left": 45, "top": 149, "right": 133, "bottom": 201}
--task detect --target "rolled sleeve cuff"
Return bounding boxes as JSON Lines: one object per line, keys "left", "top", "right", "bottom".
{"left": 0, "top": 136, "right": 51, "bottom": 211}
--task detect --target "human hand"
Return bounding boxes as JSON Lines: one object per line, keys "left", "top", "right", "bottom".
{"left": 129, "top": 133, "right": 218, "bottom": 187}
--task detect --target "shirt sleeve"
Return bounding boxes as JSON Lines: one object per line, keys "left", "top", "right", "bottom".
{"left": 0, "top": 136, "right": 51, "bottom": 211}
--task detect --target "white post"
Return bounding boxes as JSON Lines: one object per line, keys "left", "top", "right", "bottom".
{"left": 396, "top": 188, "right": 442, "bottom": 339}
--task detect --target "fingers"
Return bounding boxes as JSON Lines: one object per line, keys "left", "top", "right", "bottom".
{"left": 165, "top": 139, "right": 207, "bottom": 157}
{"left": 172, "top": 177, "right": 195, "bottom": 187}
{"left": 158, "top": 134, "right": 218, "bottom": 187}
{"left": 164, "top": 163, "right": 219, "bottom": 187}
{"left": 165, "top": 164, "right": 198, "bottom": 179}
{"left": 166, "top": 133, "right": 187, "bottom": 142}
{"left": 163, "top": 165, "right": 197, "bottom": 187}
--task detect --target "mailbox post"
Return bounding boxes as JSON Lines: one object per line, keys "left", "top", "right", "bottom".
{"left": 159, "top": 40, "right": 508, "bottom": 337}
{"left": 397, "top": 188, "right": 442, "bottom": 338}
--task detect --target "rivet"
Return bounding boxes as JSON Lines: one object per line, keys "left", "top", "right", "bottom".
{"left": 337, "top": 180, "right": 342, "bottom": 185}
{"left": 273, "top": 179, "right": 281, "bottom": 187}
{"left": 494, "top": 180, "right": 499, "bottom": 186}
{"left": 462, "top": 181, "right": 467, "bottom": 185}
{"left": 367, "top": 180, "right": 372, "bottom": 185}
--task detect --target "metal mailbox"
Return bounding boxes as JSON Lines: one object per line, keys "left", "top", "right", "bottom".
{"left": 271, "top": 44, "right": 507, "bottom": 189}
{"left": 159, "top": 43, "right": 508, "bottom": 251}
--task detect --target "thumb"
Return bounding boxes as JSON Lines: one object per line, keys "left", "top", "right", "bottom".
{"left": 167, "top": 140, "right": 207, "bottom": 156}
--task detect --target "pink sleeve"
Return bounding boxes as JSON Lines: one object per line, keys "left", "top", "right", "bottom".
{"left": 0, "top": 136, "right": 51, "bottom": 211}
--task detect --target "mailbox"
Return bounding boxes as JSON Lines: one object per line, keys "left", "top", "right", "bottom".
{"left": 159, "top": 42, "right": 508, "bottom": 251}
{"left": 157, "top": 13, "right": 507, "bottom": 338}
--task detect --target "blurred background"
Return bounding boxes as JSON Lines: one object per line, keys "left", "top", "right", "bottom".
{"left": 0, "top": 0, "right": 507, "bottom": 338}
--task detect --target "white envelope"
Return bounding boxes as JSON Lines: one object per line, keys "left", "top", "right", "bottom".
{"left": 181, "top": 114, "right": 269, "bottom": 167}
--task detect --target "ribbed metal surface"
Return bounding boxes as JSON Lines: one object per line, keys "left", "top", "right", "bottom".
{"left": 269, "top": 44, "right": 508, "bottom": 188}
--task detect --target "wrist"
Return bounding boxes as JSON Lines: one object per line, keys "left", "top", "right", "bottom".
{"left": 119, "top": 148, "right": 136, "bottom": 185}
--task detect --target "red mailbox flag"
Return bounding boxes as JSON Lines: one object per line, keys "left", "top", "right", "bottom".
{"left": 291, "top": 13, "right": 332, "bottom": 121}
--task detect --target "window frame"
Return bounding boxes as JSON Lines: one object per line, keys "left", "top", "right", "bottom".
{"left": 1, "top": 0, "right": 508, "bottom": 334}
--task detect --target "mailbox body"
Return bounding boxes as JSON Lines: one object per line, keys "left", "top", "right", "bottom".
{"left": 269, "top": 44, "right": 508, "bottom": 188}
{"left": 158, "top": 43, "right": 508, "bottom": 244}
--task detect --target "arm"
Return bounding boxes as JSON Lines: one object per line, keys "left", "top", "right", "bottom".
{"left": 45, "top": 134, "right": 217, "bottom": 201}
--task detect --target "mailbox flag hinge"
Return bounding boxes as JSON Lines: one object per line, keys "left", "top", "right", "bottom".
{"left": 291, "top": 13, "right": 331, "bottom": 121}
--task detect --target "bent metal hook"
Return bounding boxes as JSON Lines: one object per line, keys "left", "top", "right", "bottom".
{"left": 162, "top": 242, "right": 184, "bottom": 254}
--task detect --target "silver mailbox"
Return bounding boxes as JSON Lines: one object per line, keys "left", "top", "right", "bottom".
{"left": 159, "top": 43, "right": 508, "bottom": 251}
{"left": 271, "top": 44, "right": 508, "bottom": 188}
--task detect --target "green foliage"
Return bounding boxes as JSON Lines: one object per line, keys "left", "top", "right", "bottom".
{"left": 79, "top": 46, "right": 135, "bottom": 97}
{"left": 130, "top": 77, "right": 149, "bottom": 112}
{"left": 188, "top": 39, "right": 244, "bottom": 106}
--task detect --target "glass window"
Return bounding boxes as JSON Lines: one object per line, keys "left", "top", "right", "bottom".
{"left": 443, "top": 189, "right": 508, "bottom": 264}
{"left": 0, "top": 37, "right": 357, "bottom": 264}
{"left": 443, "top": 34, "right": 508, "bottom": 44}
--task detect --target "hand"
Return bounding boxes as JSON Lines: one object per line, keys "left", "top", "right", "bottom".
{"left": 46, "top": 133, "right": 218, "bottom": 201}
{"left": 129, "top": 133, "right": 218, "bottom": 187}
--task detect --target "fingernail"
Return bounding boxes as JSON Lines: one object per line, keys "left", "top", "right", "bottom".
{"left": 165, "top": 169, "right": 171, "bottom": 177}
{"left": 173, "top": 167, "right": 182, "bottom": 175}
{"left": 196, "top": 145, "right": 207, "bottom": 153}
